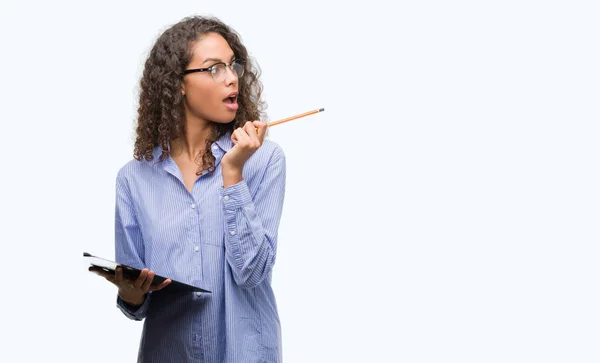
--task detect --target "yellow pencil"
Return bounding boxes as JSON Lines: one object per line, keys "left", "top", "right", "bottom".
{"left": 268, "top": 108, "right": 325, "bottom": 128}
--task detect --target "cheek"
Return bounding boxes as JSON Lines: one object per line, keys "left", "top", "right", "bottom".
{"left": 184, "top": 82, "right": 234, "bottom": 123}
{"left": 186, "top": 84, "right": 219, "bottom": 113}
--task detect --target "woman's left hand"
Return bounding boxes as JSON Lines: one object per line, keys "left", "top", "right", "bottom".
{"left": 221, "top": 120, "right": 266, "bottom": 173}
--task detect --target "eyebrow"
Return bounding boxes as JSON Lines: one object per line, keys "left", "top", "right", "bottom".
{"left": 201, "top": 55, "right": 236, "bottom": 65}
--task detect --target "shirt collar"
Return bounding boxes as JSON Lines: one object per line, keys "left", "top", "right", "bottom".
{"left": 214, "top": 131, "right": 233, "bottom": 152}
{"left": 150, "top": 131, "right": 232, "bottom": 161}
{"left": 152, "top": 144, "right": 167, "bottom": 161}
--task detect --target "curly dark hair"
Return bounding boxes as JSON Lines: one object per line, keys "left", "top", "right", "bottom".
{"left": 133, "top": 15, "right": 265, "bottom": 174}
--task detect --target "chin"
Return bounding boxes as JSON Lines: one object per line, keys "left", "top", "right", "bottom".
{"left": 211, "top": 115, "right": 236, "bottom": 125}
{"left": 204, "top": 107, "right": 238, "bottom": 125}
{"left": 214, "top": 116, "right": 236, "bottom": 124}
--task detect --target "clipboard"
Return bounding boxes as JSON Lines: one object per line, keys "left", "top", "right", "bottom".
{"left": 84, "top": 252, "right": 211, "bottom": 294}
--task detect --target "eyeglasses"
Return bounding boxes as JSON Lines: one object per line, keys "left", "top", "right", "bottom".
{"left": 183, "top": 60, "right": 245, "bottom": 82}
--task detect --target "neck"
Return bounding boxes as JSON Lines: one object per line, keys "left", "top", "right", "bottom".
{"left": 171, "top": 113, "right": 213, "bottom": 161}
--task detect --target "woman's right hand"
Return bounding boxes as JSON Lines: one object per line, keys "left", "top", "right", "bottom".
{"left": 89, "top": 265, "right": 171, "bottom": 306}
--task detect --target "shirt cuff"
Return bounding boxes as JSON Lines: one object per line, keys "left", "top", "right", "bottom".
{"left": 116, "top": 294, "right": 150, "bottom": 321}
{"left": 220, "top": 180, "right": 252, "bottom": 209}
{"left": 220, "top": 180, "right": 254, "bottom": 269}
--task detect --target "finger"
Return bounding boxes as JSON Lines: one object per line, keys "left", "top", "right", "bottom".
{"left": 141, "top": 270, "right": 155, "bottom": 292}
{"left": 115, "top": 266, "right": 124, "bottom": 284}
{"left": 253, "top": 121, "right": 267, "bottom": 143}
{"left": 243, "top": 121, "right": 258, "bottom": 140}
{"left": 135, "top": 269, "right": 149, "bottom": 289}
{"left": 241, "top": 123, "right": 260, "bottom": 149}
{"left": 244, "top": 121, "right": 262, "bottom": 147}
{"left": 149, "top": 278, "right": 172, "bottom": 292}
{"left": 233, "top": 127, "right": 251, "bottom": 146}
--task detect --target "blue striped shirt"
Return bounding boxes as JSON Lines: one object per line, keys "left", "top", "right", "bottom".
{"left": 114, "top": 132, "right": 286, "bottom": 362}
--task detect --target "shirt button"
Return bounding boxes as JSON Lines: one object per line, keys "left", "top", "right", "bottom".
{"left": 191, "top": 203, "right": 196, "bottom": 209}
{"left": 223, "top": 196, "right": 229, "bottom": 201}
{"left": 230, "top": 230, "right": 236, "bottom": 236}
{"left": 194, "top": 246, "right": 199, "bottom": 252}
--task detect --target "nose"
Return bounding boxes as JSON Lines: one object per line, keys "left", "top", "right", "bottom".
{"left": 223, "top": 65, "right": 238, "bottom": 86}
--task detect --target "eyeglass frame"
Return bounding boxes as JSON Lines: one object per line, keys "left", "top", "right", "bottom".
{"left": 183, "top": 59, "right": 245, "bottom": 80}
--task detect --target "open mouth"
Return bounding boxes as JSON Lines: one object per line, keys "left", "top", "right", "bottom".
{"left": 223, "top": 93, "right": 239, "bottom": 111}
{"left": 224, "top": 95, "right": 238, "bottom": 104}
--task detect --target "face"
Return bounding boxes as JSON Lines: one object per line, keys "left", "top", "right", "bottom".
{"left": 182, "top": 32, "right": 240, "bottom": 124}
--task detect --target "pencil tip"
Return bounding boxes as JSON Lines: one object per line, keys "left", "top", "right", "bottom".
{"left": 319, "top": 108, "right": 325, "bottom": 112}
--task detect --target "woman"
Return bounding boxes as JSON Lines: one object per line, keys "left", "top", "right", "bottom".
{"left": 91, "top": 15, "right": 286, "bottom": 362}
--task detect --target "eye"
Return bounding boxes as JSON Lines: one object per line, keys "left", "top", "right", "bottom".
{"left": 231, "top": 61, "right": 245, "bottom": 78}
{"left": 210, "top": 63, "right": 227, "bottom": 75}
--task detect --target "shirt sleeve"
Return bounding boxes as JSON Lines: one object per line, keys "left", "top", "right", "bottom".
{"left": 221, "top": 147, "right": 286, "bottom": 288}
{"left": 116, "top": 294, "right": 151, "bottom": 321}
{"left": 114, "top": 171, "right": 151, "bottom": 320}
